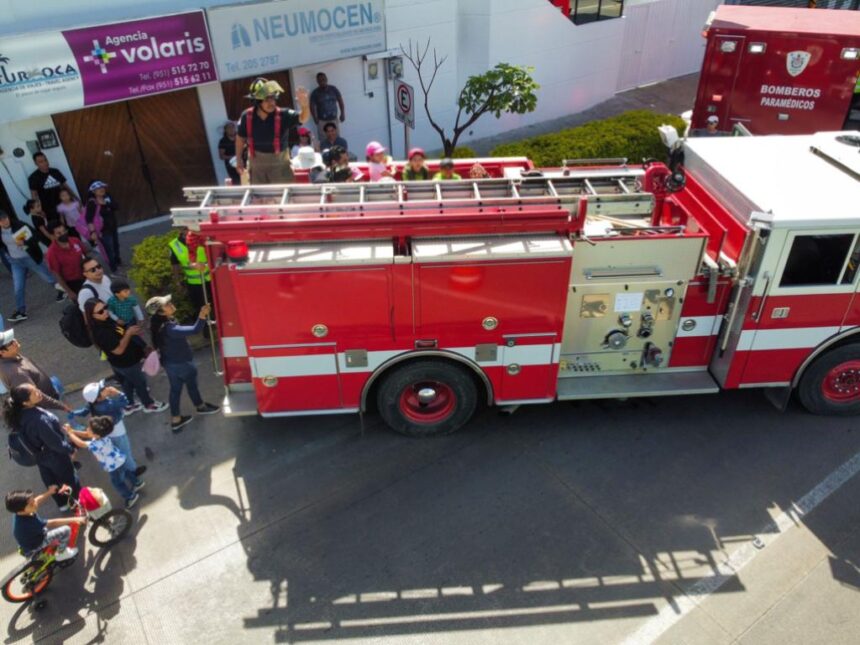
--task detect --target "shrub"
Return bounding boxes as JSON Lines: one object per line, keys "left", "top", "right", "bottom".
{"left": 450, "top": 146, "right": 478, "bottom": 159}
{"left": 128, "top": 230, "right": 195, "bottom": 322}
{"left": 489, "top": 110, "right": 687, "bottom": 167}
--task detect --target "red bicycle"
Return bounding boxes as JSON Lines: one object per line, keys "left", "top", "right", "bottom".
{"left": 1, "top": 486, "right": 133, "bottom": 604}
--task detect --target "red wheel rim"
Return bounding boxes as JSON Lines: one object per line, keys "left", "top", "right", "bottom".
{"left": 5, "top": 566, "right": 49, "bottom": 601}
{"left": 821, "top": 360, "right": 860, "bottom": 402}
{"left": 398, "top": 381, "right": 456, "bottom": 424}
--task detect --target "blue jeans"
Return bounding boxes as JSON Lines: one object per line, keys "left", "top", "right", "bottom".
{"left": 164, "top": 361, "right": 203, "bottom": 416}
{"left": 108, "top": 460, "right": 140, "bottom": 501}
{"left": 113, "top": 363, "right": 154, "bottom": 407}
{"left": 8, "top": 255, "right": 56, "bottom": 312}
{"left": 110, "top": 433, "right": 137, "bottom": 472}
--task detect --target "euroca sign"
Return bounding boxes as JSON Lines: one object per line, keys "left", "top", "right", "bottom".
{"left": 0, "top": 12, "right": 215, "bottom": 124}
{"left": 207, "top": 0, "right": 386, "bottom": 81}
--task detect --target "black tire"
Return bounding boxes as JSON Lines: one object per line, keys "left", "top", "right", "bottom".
{"left": 376, "top": 360, "right": 478, "bottom": 437}
{"left": 88, "top": 509, "right": 133, "bottom": 547}
{"left": 1, "top": 562, "right": 52, "bottom": 604}
{"left": 798, "top": 344, "right": 860, "bottom": 415}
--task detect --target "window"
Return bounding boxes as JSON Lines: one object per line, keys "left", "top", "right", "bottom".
{"left": 779, "top": 234, "right": 856, "bottom": 287}
{"left": 571, "top": 0, "right": 625, "bottom": 25}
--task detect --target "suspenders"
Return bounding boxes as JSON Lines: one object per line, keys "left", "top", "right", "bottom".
{"left": 244, "top": 107, "right": 282, "bottom": 159}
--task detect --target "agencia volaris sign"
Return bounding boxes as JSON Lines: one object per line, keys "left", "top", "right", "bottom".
{"left": 208, "top": 0, "right": 387, "bottom": 81}
{"left": 0, "top": 12, "right": 215, "bottom": 124}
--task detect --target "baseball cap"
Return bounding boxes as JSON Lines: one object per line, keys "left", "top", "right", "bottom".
{"left": 0, "top": 329, "right": 15, "bottom": 348}
{"left": 365, "top": 141, "right": 386, "bottom": 157}
{"left": 82, "top": 380, "right": 105, "bottom": 404}
{"left": 89, "top": 180, "right": 108, "bottom": 192}
{"left": 145, "top": 294, "right": 172, "bottom": 315}
{"left": 706, "top": 115, "right": 719, "bottom": 124}
{"left": 297, "top": 127, "right": 311, "bottom": 137}
{"left": 408, "top": 147, "right": 425, "bottom": 160}
{"left": 440, "top": 157, "right": 455, "bottom": 168}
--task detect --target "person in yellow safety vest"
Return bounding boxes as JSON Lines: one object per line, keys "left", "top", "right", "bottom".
{"left": 169, "top": 229, "right": 212, "bottom": 321}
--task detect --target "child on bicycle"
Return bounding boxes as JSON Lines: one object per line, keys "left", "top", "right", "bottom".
{"left": 82, "top": 380, "right": 146, "bottom": 478}
{"left": 63, "top": 416, "right": 145, "bottom": 509}
{"left": 5, "top": 486, "right": 85, "bottom": 561}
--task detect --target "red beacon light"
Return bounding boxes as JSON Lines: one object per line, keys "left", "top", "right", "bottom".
{"left": 226, "top": 240, "right": 249, "bottom": 262}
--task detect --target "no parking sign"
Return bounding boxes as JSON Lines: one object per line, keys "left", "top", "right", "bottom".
{"left": 394, "top": 80, "right": 415, "bottom": 129}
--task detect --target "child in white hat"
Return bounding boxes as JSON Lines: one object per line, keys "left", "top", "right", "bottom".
{"left": 82, "top": 380, "right": 146, "bottom": 478}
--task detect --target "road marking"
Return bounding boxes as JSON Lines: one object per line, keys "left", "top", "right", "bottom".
{"left": 622, "top": 450, "right": 860, "bottom": 645}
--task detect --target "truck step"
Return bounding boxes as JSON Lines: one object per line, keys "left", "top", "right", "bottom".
{"left": 221, "top": 388, "right": 259, "bottom": 417}
{"left": 556, "top": 370, "right": 719, "bottom": 401}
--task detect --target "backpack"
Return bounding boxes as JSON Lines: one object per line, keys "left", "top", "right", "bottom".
{"left": 59, "top": 285, "right": 97, "bottom": 348}
{"left": 8, "top": 431, "right": 40, "bottom": 467}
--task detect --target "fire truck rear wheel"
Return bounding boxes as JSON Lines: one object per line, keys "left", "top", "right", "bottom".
{"left": 798, "top": 345, "right": 860, "bottom": 415}
{"left": 377, "top": 360, "right": 478, "bottom": 437}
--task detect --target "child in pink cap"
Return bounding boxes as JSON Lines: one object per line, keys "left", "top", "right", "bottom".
{"left": 365, "top": 141, "right": 394, "bottom": 182}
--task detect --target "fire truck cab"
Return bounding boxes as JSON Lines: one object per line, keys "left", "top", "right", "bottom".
{"left": 172, "top": 132, "right": 860, "bottom": 436}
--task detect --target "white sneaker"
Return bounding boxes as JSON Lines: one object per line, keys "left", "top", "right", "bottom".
{"left": 143, "top": 401, "right": 168, "bottom": 413}
{"left": 54, "top": 546, "right": 78, "bottom": 562}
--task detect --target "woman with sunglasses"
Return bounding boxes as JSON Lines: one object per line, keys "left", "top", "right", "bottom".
{"left": 83, "top": 299, "right": 167, "bottom": 415}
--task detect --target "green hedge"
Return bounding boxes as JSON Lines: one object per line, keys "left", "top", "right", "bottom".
{"left": 128, "top": 230, "right": 195, "bottom": 322}
{"left": 489, "top": 110, "right": 686, "bottom": 167}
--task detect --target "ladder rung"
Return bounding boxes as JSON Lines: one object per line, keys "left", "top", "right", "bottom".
{"left": 280, "top": 188, "right": 289, "bottom": 206}
{"left": 584, "top": 179, "right": 596, "bottom": 195}
{"left": 617, "top": 179, "right": 631, "bottom": 194}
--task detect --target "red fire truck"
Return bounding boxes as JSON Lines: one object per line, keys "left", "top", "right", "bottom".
{"left": 692, "top": 5, "right": 860, "bottom": 135}
{"left": 172, "top": 132, "right": 860, "bottom": 436}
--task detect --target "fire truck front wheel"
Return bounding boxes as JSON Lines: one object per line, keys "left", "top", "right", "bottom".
{"left": 798, "top": 344, "right": 860, "bottom": 415}
{"left": 377, "top": 360, "right": 478, "bottom": 437}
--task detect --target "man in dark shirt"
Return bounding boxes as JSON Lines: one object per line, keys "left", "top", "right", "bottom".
{"left": 235, "top": 78, "right": 310, "bottom": 185}
{"left": 0, "top": 329, "right": 70, "bottom": 412}
{"left": 28, "top": 153, "right": 77, "bottom": 220}
{"left": 310, "top": 73, "right": 345, "bottom": 140}
{"left": 319, "top": 122, "right": 350, "bottom": 155}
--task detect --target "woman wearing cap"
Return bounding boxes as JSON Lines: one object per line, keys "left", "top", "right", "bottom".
{"left": 84, "top": 181, "right": 121, "bottom": 272}
{"left": 402, "top": 148, "right": 430, "bottom": 181}
{"left": 290, "top": 127, "right": 317, "bottom": 159}
{"left": 218, "top": 121, "right": 242, "bottom": 185}
{"left": 147, "top": 295, "right": 220, "bottom": 433}
{"left": 82, "top": 380, "right": 145, "bottom": 477}
{"left": 365, "top": 141, "right": 394, "bottom": 182}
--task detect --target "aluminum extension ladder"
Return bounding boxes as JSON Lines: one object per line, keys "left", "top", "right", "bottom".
{"left": 171, "top": 166, "right": 655, "bottom": 230}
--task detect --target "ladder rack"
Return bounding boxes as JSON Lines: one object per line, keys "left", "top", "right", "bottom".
{"left": 172, "top": 170, "right": 654, "bottom": 230}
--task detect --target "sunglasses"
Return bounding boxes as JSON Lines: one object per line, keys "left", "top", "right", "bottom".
{"left": 84, "top": 264, "right": 103, "bottom": 272}
{"left": 93, "top": 307, "right": 107, "bottom": 315}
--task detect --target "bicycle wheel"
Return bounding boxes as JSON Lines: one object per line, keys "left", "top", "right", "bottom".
{"left": 1, "top": 562, "right": 52, "bottom": 603}
{"left": 88, "top": 509, "right": 133, "bottom": 547}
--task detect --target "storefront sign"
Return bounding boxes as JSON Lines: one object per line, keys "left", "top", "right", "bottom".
{"left": 207, "top": 0, "right": 386, "bottom": 81}
{"left": 0, "top": 12, "right": 215, "bottom": 123}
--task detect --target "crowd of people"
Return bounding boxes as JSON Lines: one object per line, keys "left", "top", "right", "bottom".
{"left": 220, "top": 74, "right": 490, "bottom": 188}
{"left": 0, "top": 71, "right": 489, "bottom": 567}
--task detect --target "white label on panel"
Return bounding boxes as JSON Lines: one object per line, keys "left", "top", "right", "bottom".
{"left": 614, "top": 292, "right": 644, "bottom": 313}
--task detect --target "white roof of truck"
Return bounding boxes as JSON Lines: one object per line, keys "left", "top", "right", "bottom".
{"left": 684, "top": 132, "right": 860, "bottom": 230}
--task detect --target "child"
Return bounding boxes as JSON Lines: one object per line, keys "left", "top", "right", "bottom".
{"left": 365, "top": 141, "right": 394, "bottom": 182}
{"left": 433, "top": 158, "right": 462, "bottom": 181}
{"left": 23, "top": 199, "right": 54, "bottom": 248}
{"left": 63, "top": 415, "right": 144, "bottom": 509}
{"left": 56, "top": 188, "right": 84, "bottom": 240}
{"left": 6, "top": 486, "right": 85, "bottom": 561}
{"left": 107, "top": 279, "right": 144, "bottom": 326}
{"left": 402, "top": 148, "right": 430, "bottom": 181}
{"left": 82, "top": 380, "right": 146, "bottom": 477}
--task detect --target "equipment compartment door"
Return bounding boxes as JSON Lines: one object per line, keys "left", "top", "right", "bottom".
{"left": 498, "top": 335, "right": 557, "bottom": 403}
{"left": 250, "top": 344, "right": 340, "bottom": 414}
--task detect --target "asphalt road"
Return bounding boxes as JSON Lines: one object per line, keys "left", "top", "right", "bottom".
{"left": 0, "top": 364, "right": 857, "bottom": 644}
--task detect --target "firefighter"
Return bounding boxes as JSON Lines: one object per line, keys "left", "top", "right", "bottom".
{"left": 234, "top": 78, "right": 310, "bottom": 185}
{"left": 169, "top": 229, "right": 212, "bottom": 322}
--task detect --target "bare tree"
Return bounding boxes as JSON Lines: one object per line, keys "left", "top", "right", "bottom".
{"left": 401, "top": 38, "right": 539, "bottom": 156}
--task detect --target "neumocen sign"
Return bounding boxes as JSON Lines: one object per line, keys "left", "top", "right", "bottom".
{"left": 0, "top": 11, "right": 216, "bottom": 124}
{"left": 207, "top": 0, "right": 386, "bottom": 81}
